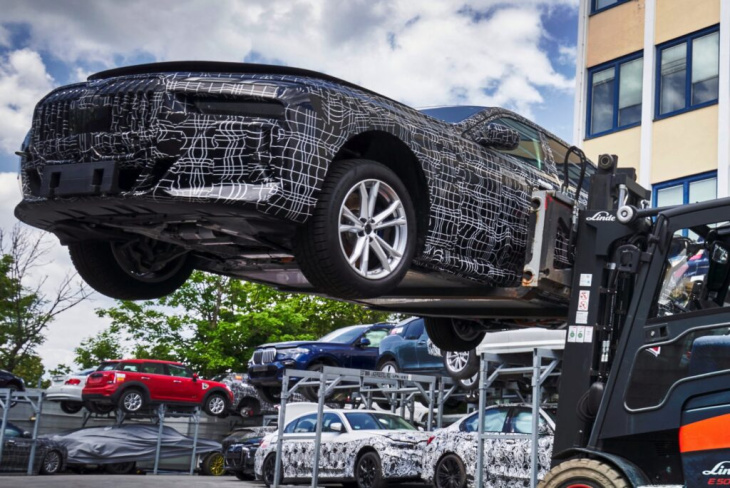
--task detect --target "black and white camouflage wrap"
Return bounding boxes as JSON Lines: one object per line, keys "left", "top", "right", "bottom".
{"left": 19, "top": 64, "right": 586, "bottom": 287}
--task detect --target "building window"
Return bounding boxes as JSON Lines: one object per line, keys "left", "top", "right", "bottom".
{"left": 654, "top": 172, "right": 717, "bottom": 207}
{"left": 656, "top": 26, "right": 719, "bottom": 119}
{"left": 591, "top": 0, "right": 631, "bottom": 14}
{"left": 587, "top": 53, "right": 643, "bottom": 138}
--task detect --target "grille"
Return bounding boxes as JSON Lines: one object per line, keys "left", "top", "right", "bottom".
{"left": 252, "top": 348, "right": 277, "bottom": 365}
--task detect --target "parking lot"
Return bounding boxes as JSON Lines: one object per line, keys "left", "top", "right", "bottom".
{"left": 0, "top": 475, "right": 429, "bottom": 488}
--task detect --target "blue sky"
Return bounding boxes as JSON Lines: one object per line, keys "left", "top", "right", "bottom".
{"left": 0, "top": 0, "right": 579, "bottom": 369}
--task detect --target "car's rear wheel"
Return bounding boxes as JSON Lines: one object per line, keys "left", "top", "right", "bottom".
{"left": 295, "top": 159, "right": 417, "bottom": 299}
{"left": 68, "top": 238, "right": 193, "bottom": 300}
{"left": 235, "top": 470, "right": 254, "bottom": 481}
{"left": 434, "top": 454, "right": 466, "bottom": 488}
{"left": 443, "top": 350, "right": 479, "bottom": 380}
{"left": 354, "top": 451, "right": 384, "bottom": 488}
{"left": 375, "top": 360, "right": 399, "bottom": 409}
{"left": 425, "top": 318, "right": 485, "bottom": 352}
{"left": 119, "top": 388, "right": 145, "bottom": 413}
{"left": 85, "top": 401, "right": 115, "bottom": 415}
{"left": 106, "top": 462, "right": 136, "bottom": 475}
{"left": 60, "top": 401, "right": 84, "bottom": 414}
{"left": 40, "top": 450, "right": 62, "bottom": 475}
{"left": 262, "top": 454, "right": 282, "bottom": 487}
{"left": 203, "top": 393, "right": 228, "bottom": 417}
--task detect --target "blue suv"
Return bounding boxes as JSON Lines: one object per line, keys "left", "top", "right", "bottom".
{"left": 247, "top": 323, "right": 393, "bottom": 402}
{"left": 376, "top": 317, "right": 446, "bottom": 375}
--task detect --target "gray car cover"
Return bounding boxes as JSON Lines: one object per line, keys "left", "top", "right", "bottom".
{"left": 49, "top": 425, "right": 221, "bottom": 465}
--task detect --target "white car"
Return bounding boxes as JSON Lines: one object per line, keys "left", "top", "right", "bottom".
{"left": 46, "top": 368, "right": 95, "bottom": 414}
{"left": 422, "top": 404, "right": 555, "bottom": 488}
{"left": 255, "top": 409, "right": 430, "bottom": 488}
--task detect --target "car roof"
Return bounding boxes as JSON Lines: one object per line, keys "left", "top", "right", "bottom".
{"left": 105, "top": 359, "right": 184, "bottom": 365}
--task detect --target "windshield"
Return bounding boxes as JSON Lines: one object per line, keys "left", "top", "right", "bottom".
{"left": 420, "top": 106, "right": 486, "bottom": 123}
{"left": 344, "top": 412, "right": 416, "bottom": 431}
{"left": 319, "top": 325, "right": 369, "bottom": 343}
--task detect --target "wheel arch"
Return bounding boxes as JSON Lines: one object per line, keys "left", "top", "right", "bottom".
{"left": 118, "top": 382, "right": 151, "bottom": 402}
{"left": 376, "top": 353, "right": 398, "bottom": 369}
{"left": 552, "top": 448, "right": 650, "bottom": 487}
{"left": 203, "top": 387, "right": 231, "bottom": 406}
{"left": 306, "top": 355, "right": 340, "bottom": 369}
{"left": 332, "top": 130, "right": 429, "bottom": 254}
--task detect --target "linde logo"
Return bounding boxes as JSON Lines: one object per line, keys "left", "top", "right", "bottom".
{"left": 586, "top": 211, "right": 616, "bottom": 222}
{"left": 703, "top": 461, "right": 730, "bottom": 475}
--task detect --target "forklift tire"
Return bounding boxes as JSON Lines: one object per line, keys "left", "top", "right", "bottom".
{"left": 539, "top": 458, "right": 629, "bottom": 488}
{"left": 425, "top": 317, "right": 485, "bottom": 352}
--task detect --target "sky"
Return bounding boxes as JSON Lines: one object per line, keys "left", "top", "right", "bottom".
{"left": 0, "top": 0, "right": 580, "bottom": 373}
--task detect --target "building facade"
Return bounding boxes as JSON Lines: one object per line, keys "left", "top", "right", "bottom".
{"left": 574, "top": 0, "right": 729, "bottom": 206}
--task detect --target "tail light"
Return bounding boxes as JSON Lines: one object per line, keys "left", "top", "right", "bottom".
{"left": 260, "top": 439, "right": 269, "bottom": 449}
{"left": 426, "top": 436, "right": 435, "bottom": 445}
{"left": 64, "top": 378, "right": 81, "bottom": 385}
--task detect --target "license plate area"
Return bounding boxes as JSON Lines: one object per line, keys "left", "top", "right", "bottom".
{"left": 250, "top": 365, "right": 270, "bottom": 372}
{"left": 40, "top": 161, "right": 119, "bottom": 198}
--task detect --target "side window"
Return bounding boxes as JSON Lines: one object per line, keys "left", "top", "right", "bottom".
{"left": 291, "top": 413, "right": 317, "bottom": 433}
{"left": 4, "top": 425, "right": 21, "bottom": 438}
{"left": 363, "top": 329, "right": 389, "bottom": 348}
{"left": 462, "top": 408, "right": 509, "bottom": 433}
{"left": 120, "top": 363, "right": 139, "bottom": 372}
{"left": 489, "top": 117, "right": 544, "bottom": 171}
{"left": 167, "top": 364, "right": 193, "bottom": 378}
{"left": 322, "top": 413, "right": 344, "bottom": 432}
{"left": 140, "top": 362, "right": 165, "bottom": 375}
{"left": 507, "top": 408, "right": 548, "bottom": 434}
{"left": 546, "top": 137, "right": 595, "bottom": 192}
{"left": 404, "top": 320, "right": 424, "bottom": 340}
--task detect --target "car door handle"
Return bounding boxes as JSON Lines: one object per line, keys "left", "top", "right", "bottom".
{"left": 173, "top": 380, "right": 182, "bottom": 383}
{"left": 417, "top": 340, "right": 426, "bottom": 345}
{"left": 141, "top": 376, "right": 150, "bottom": 380}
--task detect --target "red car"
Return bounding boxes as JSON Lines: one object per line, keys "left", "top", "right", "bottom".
{"left": 82, "top": 359, "right": 233, "bottom": 417}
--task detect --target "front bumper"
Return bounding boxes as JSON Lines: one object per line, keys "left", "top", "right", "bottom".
{"left": 224, "top": 444, "right": 257, "bottom": 475}
{"left": 247, "top": 357, "right": 305, "bottom": 386}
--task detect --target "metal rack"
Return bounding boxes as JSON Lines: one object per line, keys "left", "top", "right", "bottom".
{"left": 272, "top": 365, "right": 438, "bottom": 488}
{"left": 0, "top": 388, "right": 44, "bottom": 475}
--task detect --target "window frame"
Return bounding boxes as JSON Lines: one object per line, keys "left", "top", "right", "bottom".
{"left": 655, "top": 25, "right": 720, "bottom": 120}
{"left": 652, "top": 171, "right": 717, "bottom": 208}
{"left": 590, "top": 0, "right": 632, "bottom": 15}
{"left": 586, "top": 51, "right": 643, "bottom": 139}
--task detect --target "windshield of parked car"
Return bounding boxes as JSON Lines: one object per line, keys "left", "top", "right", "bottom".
{"left": 420, "top": 106, "right": 486, "bottom": 123}
{"left": 319, "top": 325, "right": 369, "bottom": 343}
{"left": 345, "top": 412, "right": 416, "bottom": 431}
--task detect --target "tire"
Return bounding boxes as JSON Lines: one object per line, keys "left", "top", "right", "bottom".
{"left": 238, "top": 398, "right": 261, "bottom": 418}
{"left": 457, "top": 373, "right": 479, "bottom": 391}
{"left": 40, "top": 450, "right": 62, "bottom": 475}
{"left": 201, "top": 451, "right": 226, "bottom": 476}
{"left": 60, "top": 401, "right": 84, "bottom": 414}
{"left": 85, "top": 401, "right": 116, "bottom": 415}
{"left": 106, "top": 462, "right": 136, "bottom": 475}
{"left": 68, "top": 239, "right": 193, "bottom": 300}
{"left": 118, "top": 388, "right": 145, "bottom": 413}
{"left": 354, "top": 451, "right": 384, "bottom": 488}
{"left": 375, "top": 360, "right": 399, "bottom": 409}
{"left": 294, "top": 159, "right": 417, "bottom": 299}
{"left": 302, "top": 364, "right": 325, "bottom": 402}
{"left": 203, "top": 393, "right": 228, "bottom": 417}
{"left": 443, "top": 349, "right": 479, "bottom": 380}
{"left": 262, "top": 454, "right": 282, "bottom": 487}
{"left": 434, "top": 454, "right": 466, "bottom": 488}
{"left": 257, "top": 386, "right": 282, "bottom": 404}
{"left": 235, "top": 470, "right": 254, "bottom": 481}
{"left": 539, "top": 459, "right": 629, "bottom": 488}
{"left": 425, "top": 317, "right": 485, "bottom": 352}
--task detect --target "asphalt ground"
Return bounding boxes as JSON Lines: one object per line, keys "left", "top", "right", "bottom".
{"left": 0, "top": 474, "right": 430, "bottom": 488}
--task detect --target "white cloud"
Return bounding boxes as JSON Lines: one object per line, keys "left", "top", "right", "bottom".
{"left": 0, "top": 49, "right": 54, "bottom": 155}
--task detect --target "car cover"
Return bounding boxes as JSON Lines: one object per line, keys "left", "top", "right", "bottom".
{"left": 49, "top": 424, "right": 221, "bottom": 465}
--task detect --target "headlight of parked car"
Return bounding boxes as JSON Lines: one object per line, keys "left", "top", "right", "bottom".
{"left": 276, "top": 347, "right": 308, "bottom": 359}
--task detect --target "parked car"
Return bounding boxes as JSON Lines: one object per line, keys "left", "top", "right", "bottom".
{"left": 212, "top": 372, "right": 308, "bottom": 418}
{"left": 50, "top": 424, "right": 221, "bottom": 475}
{"left": 0, "top": 369, "right": 25, "bottom": 394}
{"left": 15, "top": 62, "right": 594, "bottom": 330}
{"left": 223, "top": 426, "right": 275, "bottom": 481}
{"left": 46, "top": 368, "right": 96, "bottom": 414}
{"left": 0, "top": 421, "right": 66, "bottom": 475}
{"left": 376, "top": 317, "right": 445, "bottom": 376}
{"left": 248, "top": 323, "right": 393, "bottom": 402}
{"left": 82, "top": 359, "right": 233, "bottom": 417}
{"left": 255, "top": 409, "right": 430, "bottom": 487}
{"left": 422, "top": 404, "right": 555, "bottom": 488}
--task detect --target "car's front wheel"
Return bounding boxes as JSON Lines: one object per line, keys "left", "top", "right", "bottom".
{"left": 60, "top": 401, "right": 84, "bottom": 414}
{"left": 354, "top": 451, "right": 384, "bottom": 488}
{"left": 40, "top": 450, "right": 63, "bottom": 475}
{"left": 425, "top": 318, "right": 485, "bottom": 352}
{"left": 443, "top": 350, "right": 479, "bottom": 380}
{"left": 203, "top": 393, "right": 228, "bottom": 417}
{"left": 68, "top": 238, "right": 193, "bottom": 300}
{"left": 295, "top": 159, "right": 417, "bottom": 299}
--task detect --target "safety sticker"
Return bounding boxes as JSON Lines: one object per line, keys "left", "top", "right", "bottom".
{"left": 584, "top": 326, "right": 594, "bottom": 343}
{"left": 568, "top": 326, "right": 588, "bottom": 343}
{"left": 576, "top": 311, "right": 588, "bottom": 324}
{"left": 580, "top": 273, "right": 592, "bottom": 287}
{"left": 578, "top": 290, "right": 590, "bottom": 311}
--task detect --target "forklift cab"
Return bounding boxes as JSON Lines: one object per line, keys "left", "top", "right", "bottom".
{"left": 551, "top": 195, "right": 730, "bottom": 487}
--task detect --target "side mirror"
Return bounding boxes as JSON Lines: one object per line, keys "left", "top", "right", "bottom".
{"left": 192, "top": 373, "right": 199, "bottom": 382}
{"left": 474, "top": 123, "right": 520, "bottom": 151}
{"left": 330, "top": 422, "right": 344, "bottom": 433}
{"left": 22, "top": 431, "right": 32, "bottom": 439}
{"left": 358, "top": 337, "right": 371, "bottom": 348}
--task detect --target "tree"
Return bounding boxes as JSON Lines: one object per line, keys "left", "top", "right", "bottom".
{"left": 78, "top": 271, "right": 402, "bottom": 377}
{"left": 0, "top": 225, "right": 91, "bottom": 385}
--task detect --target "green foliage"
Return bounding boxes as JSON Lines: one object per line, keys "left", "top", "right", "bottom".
{"left": 78, "top": 272, "right": 402, "bottom": 377}
{"left": 13, "top": 354, "right": 45, "bottom": 388}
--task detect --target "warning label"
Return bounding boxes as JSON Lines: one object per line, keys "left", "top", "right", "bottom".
{"left": 578, "top": 290, "right": 590, "bottom": 311}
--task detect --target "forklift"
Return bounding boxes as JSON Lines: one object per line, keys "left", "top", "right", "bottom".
{"left": 533, "top": 154, "right": 730, "bottom": 487}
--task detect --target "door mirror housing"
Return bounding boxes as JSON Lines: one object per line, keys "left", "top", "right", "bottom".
{"left": 22, "top": 431, "right": 32, "bottom": 439}
{"left": 192, "top": 373, "right": 199, "bottom": 382}
{"left": 330, "top": 422, "right": 344, "bottom": 433}
{"left": 474, "top": 123, "right": 520, "bottom": 151}
{"left": 358, "top": 337, "right": 371, "bottom": 348}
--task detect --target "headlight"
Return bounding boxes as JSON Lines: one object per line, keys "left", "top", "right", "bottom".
{"left": 276, "top": 347, "right": 308, "bottom": 359}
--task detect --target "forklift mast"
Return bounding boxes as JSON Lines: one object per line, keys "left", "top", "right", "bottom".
{"left": 545, "top": 154, "right": 730, "bottom": 486}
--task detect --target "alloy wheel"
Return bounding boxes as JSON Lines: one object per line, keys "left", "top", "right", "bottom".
{"left": 207, "top": 395, "right": 225, "bottom": 415}
{"left": 123, "top": 391, "right": 143, "bottom": 412}
{"left": 357, "top": 455, "right": 378, "bottom": 488}
{"left": 338, "top": 179, "right": 408, "bottom": 280}
{"left": 43, "top": 451, "right": 61, "bottom": 474}
{"left": 436, "top": 457, "right": 464, "bottom": 488}
{"left": 446, "top": 352, "right": 469, "bottom": 373}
